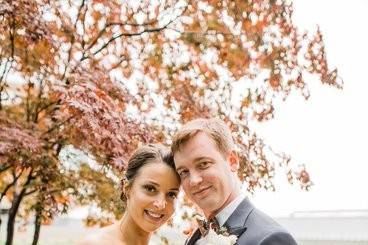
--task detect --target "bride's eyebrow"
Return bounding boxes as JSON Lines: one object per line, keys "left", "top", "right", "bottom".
{"left": 145, "top": 180, "right": 159, "bottom": 186}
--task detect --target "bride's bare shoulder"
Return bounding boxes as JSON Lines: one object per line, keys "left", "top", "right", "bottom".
{"left": 76, "top": 232, "right": 111, "bottom": 245}
{"left": 76, "top": 224, "right": 121, "bottom": 245}
{"left": 76, "top": 234, "right": 104, "bottom": 245}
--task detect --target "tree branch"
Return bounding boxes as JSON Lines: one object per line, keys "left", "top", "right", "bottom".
{"left": 0, "top": 163, "right": 11, "bottom": 173}
{"left": 81, "top": 4, "right": 188, "bottom": 61}
{"left": 0, "top": 170, "right": 23, "bottom": 203}
{"left": 34, "top": 99, "right": 60, "bottom": 120}
{"left": 61, "top": 0, "right": 87, "bottom": 81}
{"left": 25, "top": 81, "right": 33, "bottom": 122}
{"left": 105, "top": 19, "right": 158, "bottom": 28}
{"left": 33, "top": 75, "right": 45, "bottom": 123}
{"left": 41, "top": 115, "right": 74, "bottom": 137}
{"left": 86, "top": 21, "right": 172, "bottom": 60}
{"left": 74, "top": 0, "right": 85, "bottom": 30}
{"left": 0, "top": 14, "right": 16, "bottom": 86}
{"left": 24, "top": 188, "right": 37, "bottom": 197}
{"left": 25, "top": 187, "right": 64, "bottom": 197}
{"left": 0, "top": 58, "right": 13, "bottom": 85}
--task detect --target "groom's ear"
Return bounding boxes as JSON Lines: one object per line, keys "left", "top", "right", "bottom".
{"left": 228, "top": 150, "right": 239, "bottom": 172}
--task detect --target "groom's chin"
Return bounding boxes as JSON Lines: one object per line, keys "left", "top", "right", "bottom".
{"left": 196, "top": 198, "right": 218, "bottom": 212}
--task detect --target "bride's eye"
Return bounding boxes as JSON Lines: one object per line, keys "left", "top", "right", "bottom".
{"left": 167, "top": 192, "right": 178, "bottom": 199}
{"left": 143, "top": 184, "right": 156, "bottom": 193}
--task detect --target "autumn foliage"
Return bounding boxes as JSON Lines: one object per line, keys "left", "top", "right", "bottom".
{"left": 0, "top": 0, "right": 341, "bottom": 244}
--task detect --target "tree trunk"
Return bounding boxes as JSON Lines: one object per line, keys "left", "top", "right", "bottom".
{"left": 5, "top": 192, "right": 24, "bottom": 245}
{"left": 5, "top": 170, "right": 33, "bottom": 245}
{"left": 31, "top": 206, "right": 42, "bottom": 245}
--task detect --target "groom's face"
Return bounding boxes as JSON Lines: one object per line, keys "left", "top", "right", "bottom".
{"left": 174, "top": 132, "right": 239, "bottom": 217}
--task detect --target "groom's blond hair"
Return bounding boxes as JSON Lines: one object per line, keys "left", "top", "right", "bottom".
{"left": 171, "top": 118, "right": 235, "bottom": 157}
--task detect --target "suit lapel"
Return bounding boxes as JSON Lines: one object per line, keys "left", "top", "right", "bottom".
{"left": 187, "top": 198, "right": 254, "bottom": 244}
{"left": 223, "top": 197, "right": 254, "bottom": 238}
{"left": 185, "top": 229, "right": 201, "bottom": 245}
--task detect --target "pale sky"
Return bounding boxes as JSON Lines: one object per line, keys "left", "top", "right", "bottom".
{"left": 250, "top": 0, "right": 368, "bottom": 216}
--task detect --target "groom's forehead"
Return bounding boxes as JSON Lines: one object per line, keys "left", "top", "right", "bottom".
{"left": 175, "top": 135, "right": 220, "bottom": 157}
{"left": 182, "top": 132, "right": 218, "bottom": 150}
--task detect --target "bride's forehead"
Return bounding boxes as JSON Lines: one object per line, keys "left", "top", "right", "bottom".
{"left": 134, "top": 162, "right": 179, "bottom": 183}
{"left": 138, "top": 161, "right": 172, "bottom": 173}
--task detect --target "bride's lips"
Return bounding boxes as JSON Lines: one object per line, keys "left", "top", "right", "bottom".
{"left": 144, "top": 210, "right": 165, "bottom": 223}
{"left": 192, "top": 186, "right": 212, "bottom": 197}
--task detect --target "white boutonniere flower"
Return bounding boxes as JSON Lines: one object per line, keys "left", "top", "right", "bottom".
{"left": 196, "top": 228, "right": 238, "bottom": 245}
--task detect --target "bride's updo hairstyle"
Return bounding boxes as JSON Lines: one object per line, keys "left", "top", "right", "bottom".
{"left": 120, "top": 144, "right": 179, "bottom": 203}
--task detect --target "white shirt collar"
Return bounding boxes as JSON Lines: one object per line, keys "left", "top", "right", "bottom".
{"left": 215, "top": 193, "right": 246, "bottom": 227}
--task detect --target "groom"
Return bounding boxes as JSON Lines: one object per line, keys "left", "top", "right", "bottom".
{"left": 171, "top": 118, "right": 297, "bottom": 245}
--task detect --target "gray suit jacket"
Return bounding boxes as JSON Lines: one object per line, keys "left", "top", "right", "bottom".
{"left": 186, "top": 198, "right": 297, "bottom": 245}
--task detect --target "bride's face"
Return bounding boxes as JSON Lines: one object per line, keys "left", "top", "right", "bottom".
{"left": 126, "top": 161, "right": 180, "bottom": 232}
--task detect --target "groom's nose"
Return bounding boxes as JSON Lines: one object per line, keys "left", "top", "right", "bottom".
{"left": 189, "top": 171, "right": 203, "bottom": 187}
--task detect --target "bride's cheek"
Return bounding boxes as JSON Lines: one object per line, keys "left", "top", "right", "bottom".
{"left": 168, "top": 203, "right": 175, "bottom": 215}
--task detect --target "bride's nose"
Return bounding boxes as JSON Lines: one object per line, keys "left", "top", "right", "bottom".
{"left": 153, "top": 194, "right": 166, "bottom": 209}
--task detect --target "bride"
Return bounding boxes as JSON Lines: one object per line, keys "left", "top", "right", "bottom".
{"left": 78, "top": 144, "right": 181, "bottom": 245}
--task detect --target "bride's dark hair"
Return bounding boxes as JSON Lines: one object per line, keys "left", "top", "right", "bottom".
{"left": 120, "top": 144, "right": 179, "bottom": 203}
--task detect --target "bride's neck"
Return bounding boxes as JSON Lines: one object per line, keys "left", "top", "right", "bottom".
{"left": 119, "top": 212, "right": 151, "bottom": 245}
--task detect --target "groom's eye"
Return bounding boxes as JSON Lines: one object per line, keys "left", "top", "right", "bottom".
{"left": 178, "top": 170, "right": 189, "bottom": 178}
{"left": 198, "top": 161, "right": 210, "bottom": 169}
